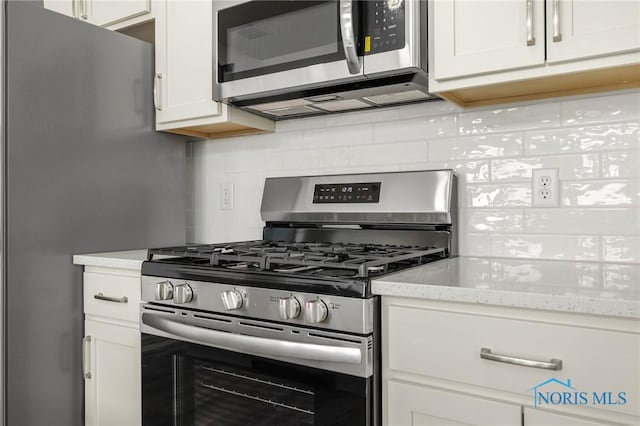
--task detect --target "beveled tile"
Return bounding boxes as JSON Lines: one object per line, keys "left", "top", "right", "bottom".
{"left": 464, "top": 184, "right": 531, "bottom": 207}
{"left": 458, "top": 104, "right": 560, "bottom": 134}
{"left": 491, "top": 234, "right": 600, "bottom": 261}
{"left": 601, "top": 150, "right": 640, "bottom": 178}
{"left": 461, "top": 208, "right": 523, "bottom": 232}
{"left": 428, "top": 133, "right": 522, "bottom": 160}
{"left": 562, "top": 180, "right": 639, "bottom": 206}
{"left": 491, "top": 154, "right": 599, "bottom": 181}
{"left": 348, "top": 140, "right": 427, "bottom": 166}
{"left": 561, "top": 92, "right": 640, "bottom": 126}
{"left": 524, "top": 123, "right": 639, "bottom": 154}
{"left": 524, "top": 208, "right": 640, "bottom": 235}
{"left": 603, "top": 236, "right": 640, "bottom": 263}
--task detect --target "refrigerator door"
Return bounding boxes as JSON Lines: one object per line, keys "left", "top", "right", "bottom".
{"left": 3, "top": 2, "right": 186, "bottom": 425}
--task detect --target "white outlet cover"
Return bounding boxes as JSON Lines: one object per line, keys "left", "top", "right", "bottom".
{"left": 221, "top": 182, "right": 234, "bottom": 210}
{"left": 532, "top": 168, "right": 559, "bottom": 207}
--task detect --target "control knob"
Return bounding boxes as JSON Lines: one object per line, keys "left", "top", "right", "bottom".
{"left": 154, "top": 281, "right": 173, "bottom": 301}
{"left": 278, "top": 297, "right": 301, "bottom": 320}
{"left": 304, "top": 299, "right": 329, "bottom": 323}
{"left": 221, "top": 290, "right": 243, "bottom": 311}
{"left": 173, "top": 283, "right": 193, "bottom": 304}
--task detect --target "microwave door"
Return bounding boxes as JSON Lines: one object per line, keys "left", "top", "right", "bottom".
{"left": 215, "top": 0, "right": 365, "bottom": 102}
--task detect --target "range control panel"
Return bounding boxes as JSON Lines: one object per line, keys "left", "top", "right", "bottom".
{"left": 313, "top": 182, "right": 381, "bottom": 203}
{"left": 363, "top": 0, "right": 405, "bottom": 55}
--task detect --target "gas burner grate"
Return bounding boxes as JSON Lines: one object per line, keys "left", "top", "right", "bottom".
{"left": 148, "top": 240, "right": 447, "bottom": 278}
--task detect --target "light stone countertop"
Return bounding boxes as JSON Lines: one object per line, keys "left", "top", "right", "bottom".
{"left": 73, "top": 249, "right": 152, "bottom": 270}
{"left": 372, "top": 257, "right": 640, "bottom": 319}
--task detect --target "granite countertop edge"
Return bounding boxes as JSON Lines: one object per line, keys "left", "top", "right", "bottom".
{"left": 371, "top": 257, "right": 640, "bottom": 319}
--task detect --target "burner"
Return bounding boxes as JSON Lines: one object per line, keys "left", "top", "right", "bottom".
{"left": 148, "top": 240, "right": 446, "bottom": 278}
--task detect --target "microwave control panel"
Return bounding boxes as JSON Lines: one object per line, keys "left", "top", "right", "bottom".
{"left": 313, "top": 182, "right": 381, "bottom": 204}
{"left": 363, "top": 0, "right": 406, "bottom": 55}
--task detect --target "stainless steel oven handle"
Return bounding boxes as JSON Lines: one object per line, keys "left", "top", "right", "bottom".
{"left": 142, "top": 312, "right": 362, "bottom": 365}
{"left": 339, "top": 0, "right": 362, "bottom": 74}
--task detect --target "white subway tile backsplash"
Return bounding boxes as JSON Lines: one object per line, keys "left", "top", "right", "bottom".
{"left": 561, "top": 92, "right": 640, "bottom": 126}
{"left": 348, "top": 140, "right": 427, "bottom": 166}
{"left": 401, "top": 160, "right": 489, "bottom": 183}
{"left": 602, "top": 236, "right": 640, "bottom": 263}
{"left": 189, "top": 90, "right": 640, "bottom": 263}
{"left": 458, "top": 104, "right": 560, "bottom": 135}
{"left": 603, "top": 264, "right": 640, "bottom": 291}
{"left": 282, "top": 147, "right": 349, "bottom": 170}
{"left": 491, "top": 154, "right": 599, "bottom": 181}
{"left": 461, "top": 209, "right": 523, "bottom": 232}
{"left": 562, "top": 180, "right": 639, "bottom": 207}
{"left": 373, "top": 115, "right": 457, "bottom": 144}
{"left": 601, "top": 150, "right": 640, "bottom": 178}
{"left": 304, "top": 124, "right": 373, "bottom": 147}
{"left": 491, "top": 234, "right": 600, "bottom": 261}
{"left": 465, "top": 184, "right": 531, "bottom": 207}
{"left": 524, "top": 209, "right": 640, "bottom": 235}
{"left": 524, "top": 122, "right": 639, "bottom": 154}
{"left": 429, "top": 133, "right": 522, "bottom": 160}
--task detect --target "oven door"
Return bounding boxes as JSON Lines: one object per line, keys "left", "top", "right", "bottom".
{"left": 141, "top": 306, "right": 377, "bottom": 425}
{"left": 215, "top": 0, "right": 365, "bottom": 101}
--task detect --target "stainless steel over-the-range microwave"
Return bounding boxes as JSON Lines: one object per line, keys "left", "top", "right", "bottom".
{"left": 213, "top": 0, "right": 435, "bottom": 119}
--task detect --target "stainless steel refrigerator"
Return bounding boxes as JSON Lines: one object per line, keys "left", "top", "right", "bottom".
{"left": 1, "top": 2, "right": 186, "bottom": 425}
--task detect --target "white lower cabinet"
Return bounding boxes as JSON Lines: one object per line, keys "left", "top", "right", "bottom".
{"left": 84, "top": 319, "right": 140, "bottom": 426}
{"left": 524, "top": 408, "right": 616, "bottom": 426}
{"left": 388, "top": 380, "right": 521, "bottom": 426}
{"left": 382, "top": 297, "right": 640, "bottom": 426}
{"left": 82, "top": 267, "right": 142, "bottom": 426}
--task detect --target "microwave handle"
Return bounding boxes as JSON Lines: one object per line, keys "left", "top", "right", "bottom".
{"left": 340, "top": 0, "right": 362, "bottom": 74}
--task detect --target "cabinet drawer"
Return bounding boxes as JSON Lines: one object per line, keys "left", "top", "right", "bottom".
{"left": 387, "top": 305, "right": 640, "bottom": 417}
{"left": 84, "top": 272, "right": 140, "bottom": 322}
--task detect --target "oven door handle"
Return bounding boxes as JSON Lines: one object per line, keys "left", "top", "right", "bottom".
{"left": 142, "top": 312, "right": 363, "bottom": 365}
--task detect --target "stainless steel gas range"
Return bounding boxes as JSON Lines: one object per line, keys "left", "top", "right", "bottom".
{"left": 139, "top": 170, "right": 457, "bottom": 426}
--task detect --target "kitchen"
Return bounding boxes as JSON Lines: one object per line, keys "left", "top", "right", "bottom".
{"left": 2, "top": 1, "right": 639, "bottom": 426}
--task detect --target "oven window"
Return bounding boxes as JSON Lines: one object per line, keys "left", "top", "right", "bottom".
{"left": 142, "top": 334, "right": 372, "bottom": 425}
{"left": 217, "top": 1, "right": 351, "bottom": 83}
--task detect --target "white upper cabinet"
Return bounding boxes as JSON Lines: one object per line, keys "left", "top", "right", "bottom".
{"left": 433, "top": 0, "right": 545, "bottom": 80}
{"left": 429, "top": 0, "right": 640, "bottom": 107}
{"left": 545, "top": 0, "right": 640, "bottom": 63}
{"left": 90, "top": 0, "right": 152, "bottom": 27}
{"left": 153, "top": 0, "right": 274, "bottom": 139}
{"left": 44, "top": 0, "right": 153, "bottom": 29}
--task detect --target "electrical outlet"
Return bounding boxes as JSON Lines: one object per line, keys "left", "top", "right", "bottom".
{"left": 221, "top": 182, "right": 234, "bottom": 210}
{"left": 532, "top": 168, "right": 559, "bottom": 207}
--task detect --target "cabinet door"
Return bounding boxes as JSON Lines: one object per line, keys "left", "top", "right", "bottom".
{"left": 387, "top": 380, "right": 521, "bottom": 426}
{"left": 432, "top": 0, "right": 545, "bottom": 80}
{"left": 89, "top": 0, "right": 151, "bottom": 27}
{"left": 546, "top": 0, "right": 640, "bottom": 63}
{"left": 154, "top": 0, "right": 224, "bottom": 126}
{"left": 84, "top": 320, "right": 140, "bottom": 426}
{"left": 43, "top": 0, "right": 77, "bottom": 19}
{"left": 524, "top": 407, "right": 617, "bottom": 426}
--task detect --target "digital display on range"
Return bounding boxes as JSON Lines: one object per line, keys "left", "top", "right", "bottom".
{"left": 313, "top": 182, "right": 381, "bottom": 203}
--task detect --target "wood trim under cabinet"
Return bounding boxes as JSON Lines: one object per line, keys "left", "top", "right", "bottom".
{"left": 437, "top": 63, "right": 640, "bottom": 108}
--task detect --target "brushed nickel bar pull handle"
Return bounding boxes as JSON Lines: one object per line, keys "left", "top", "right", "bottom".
{"left": 526, "top": 0, "right": 535, "bottom": 46}
{"left": 72, "top": 0, "right": 78, "bottom": 19}
{"left": 82, "top": 336, "right": 92, "bottom": 379}
{"left": 552, "top": 0, "right": 562, "bottom": 42}
{"left": 153, "top": 73, "right": 163, "bottom": 111}
{"left": 80, "top": 0, "right": 88, "bottom": 20}
{"left": 480, "top": 347, "right": 562, "bottom": 370}
{"left": 94, "top": 293, "right": 128, "bottom": 303}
